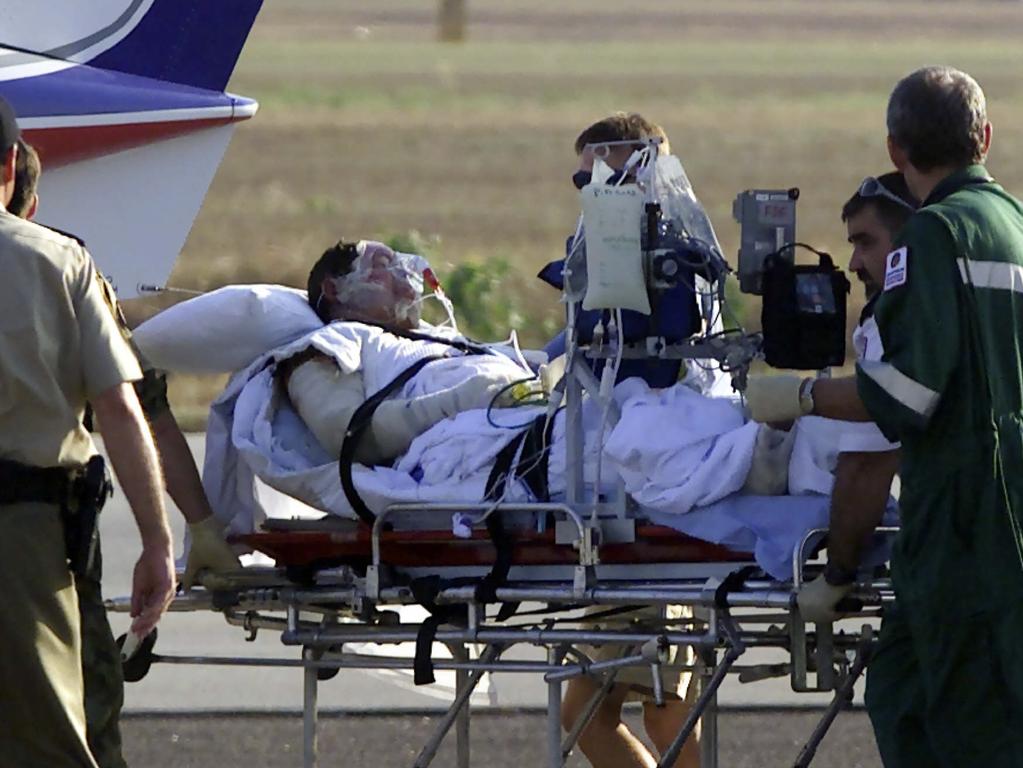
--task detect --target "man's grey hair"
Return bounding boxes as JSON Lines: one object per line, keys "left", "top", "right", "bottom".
{"left": 887, "top": 66, "right": 987, "bottom": 173}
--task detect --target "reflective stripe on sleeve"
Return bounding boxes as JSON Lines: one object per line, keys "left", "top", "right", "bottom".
{"left": 858, "top": 359, "right": 940, "bottom": 418}
{"left": 957, "top": 258, "right": 1023, "bottom": 294}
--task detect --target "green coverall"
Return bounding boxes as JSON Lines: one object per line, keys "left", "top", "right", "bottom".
{"left": 856, "top": 166, "right": 1023, "bottom": 767}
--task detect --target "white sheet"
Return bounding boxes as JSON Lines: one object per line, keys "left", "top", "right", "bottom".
{"left": 203, "top": 322, "right": 882, "bottom": 581}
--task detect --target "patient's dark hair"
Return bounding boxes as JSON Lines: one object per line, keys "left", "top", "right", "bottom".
{"left": 307, "top": 240, "right": 360, "bottom": 322}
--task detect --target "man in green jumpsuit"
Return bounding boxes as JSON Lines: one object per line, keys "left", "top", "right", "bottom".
{"left": 746, "top": 66, "right": 1023, "bottom": 766}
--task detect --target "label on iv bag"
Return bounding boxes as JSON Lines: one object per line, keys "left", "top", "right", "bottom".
{"left": 580, "top": 184, "right": 652, "bottom": 315}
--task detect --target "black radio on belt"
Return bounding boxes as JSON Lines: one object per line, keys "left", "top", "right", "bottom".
{"left": 760, "top": 244, "right": 850, "bottom": 370}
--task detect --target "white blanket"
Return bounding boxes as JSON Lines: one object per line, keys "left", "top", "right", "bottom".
{"left": 204, "top": 322, "right": 888, "bottom": 578}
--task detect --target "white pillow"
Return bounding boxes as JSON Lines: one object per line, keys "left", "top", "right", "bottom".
{"left": 133, "top": 284, "right": 323, "bottom": 373}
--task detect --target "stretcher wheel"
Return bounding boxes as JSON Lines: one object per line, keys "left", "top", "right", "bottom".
{"left": 317, "top": 666, "right": 340, "bottom": 682}
{"left": 116, "top": 628, "right": 158, "bottom": 683}
{"left": 314, "top": 646, "right": 341, "bottom": 682}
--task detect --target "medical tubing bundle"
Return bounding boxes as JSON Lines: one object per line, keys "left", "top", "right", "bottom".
{"left": 410, "top": 420, "right": 557, "bottom": 686}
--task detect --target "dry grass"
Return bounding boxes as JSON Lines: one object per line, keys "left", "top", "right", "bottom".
{"left": 154, "top": 0, "right": 1023, "bottom": 426}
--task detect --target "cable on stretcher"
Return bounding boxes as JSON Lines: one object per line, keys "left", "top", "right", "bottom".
{"left": 112, "top": 140, "right": 896, "bottom": 768}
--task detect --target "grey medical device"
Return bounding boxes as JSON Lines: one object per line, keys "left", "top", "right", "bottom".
{"left": 732, "top": 188, "right": 799, "bottom": 295}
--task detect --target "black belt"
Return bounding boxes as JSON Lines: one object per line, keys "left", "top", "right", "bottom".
{"left": 0, "top": 459, "right": 75, "bottom": 507}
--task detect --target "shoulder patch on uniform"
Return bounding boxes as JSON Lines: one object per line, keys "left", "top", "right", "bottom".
{"left": 883, "top": 247, "right": 908, "bottom": 292}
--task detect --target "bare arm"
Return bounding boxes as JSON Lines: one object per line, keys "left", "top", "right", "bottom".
{"left": 810, "top": 377, "right": 873, "bottom": 422}
{"left": 92, "top": 381, "right": 175, "bottom": 635}
{"left": 827, "top": 449, "right": 900, "bottom": 572}
{"left": 150, "top": 409, "right": 214, "bottom": 525}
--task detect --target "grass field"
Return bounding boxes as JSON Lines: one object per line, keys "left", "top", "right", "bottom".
{"left": 151, "top": 0, "right": 1023, "bottom": 423}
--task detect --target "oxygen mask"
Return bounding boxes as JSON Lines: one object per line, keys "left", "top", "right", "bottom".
{"left": 331, "top": 241, "right": 423, "bottom": 328}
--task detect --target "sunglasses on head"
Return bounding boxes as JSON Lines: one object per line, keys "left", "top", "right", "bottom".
{"left": 858, "top": 177, "right": 916, "bottom": 211}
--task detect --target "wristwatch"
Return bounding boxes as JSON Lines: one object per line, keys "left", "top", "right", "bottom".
{"left": 798, "top": 378, "right": 816, "bottom": 416}
{"left": 823, "top": 560, "right": 857, "bottom": 587}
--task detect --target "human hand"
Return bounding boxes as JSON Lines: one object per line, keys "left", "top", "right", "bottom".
{"left": 182, "top": 516, "right": 241, "bottom": 591}
{"left": 130, "top": 544, "right": 176, "bottom": 637}
{"left": 796, "top": 574, "right": 853, "bottom": 624}
{"left": 745, "top": 374, "right": 811, "bottom": 423}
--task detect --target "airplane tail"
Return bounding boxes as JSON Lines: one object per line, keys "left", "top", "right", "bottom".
{"left": 87, "top": 0, "right": 264, "bottom": 91}
{"left": 0, "top": 0, "right": 263, "bottom": 92}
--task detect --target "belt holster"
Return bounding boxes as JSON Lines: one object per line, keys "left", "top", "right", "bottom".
{"left": 0, "top": 454, "right": 112, "bottom": 577}
{"left": 63, "top": 455, "right": 113, "bottom": 578}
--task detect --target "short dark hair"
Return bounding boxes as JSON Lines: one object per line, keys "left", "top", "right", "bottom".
{"left": 307, "top": 240, "right": 360, "bottom": 322}
{"left": 574, "top": 112, "right": 657, "bottom": 155}
{"left": 9, "top": 139, "right": 40, "bottom": 218}
{"left": 887, "top": 66, "right": 987, "bottom": 172}
{"left": 841, "top": 172, "right": 918, "bottom": 236}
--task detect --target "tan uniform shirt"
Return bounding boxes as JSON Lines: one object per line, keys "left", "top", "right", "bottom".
{"left": 94, "top": 271, "right": 170, "bottom": 419}
{"left": 0, "top": 209, "right": 142, "bottom": 467}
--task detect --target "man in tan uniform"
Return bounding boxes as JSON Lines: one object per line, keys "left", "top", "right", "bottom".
{"left": 0, "top": 97, "right": 176, "bottom": 767}
{"left": 11, "top": 138, "right": 238, "bottom": 767}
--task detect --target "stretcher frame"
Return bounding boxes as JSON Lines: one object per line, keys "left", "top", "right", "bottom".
{"left": 116, "top": 247, "right": 892, "bottom": 765}
{"left": 109, "top": 498, "right": 897, "bottom": 768}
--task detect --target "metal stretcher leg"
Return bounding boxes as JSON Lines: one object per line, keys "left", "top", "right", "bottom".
{"left": 697, "top": 646, "right": 718, "bottom": 768}
{"left": 657, "top": 616, "right": 745, "bottom": 768}
{"left": 302, "top": 646, "right": 319, "bottom": 768}
{"left": 792, "top": 628, "right": 874, "bottom": 768}
{"left": 413, "top": 644, "right": 500, "bottom": 768}
{"left": 455, "top": 665, "right": 470, "bottom": 768}
{"left": 547, "top": 646, "right": 567, "bottom": 768}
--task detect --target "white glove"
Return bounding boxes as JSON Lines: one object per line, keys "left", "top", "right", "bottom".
{"left": 742, "top": 424, "right": 795, "bottom": 495}
{"left": 182, "top": 516, "right": 241, "bottom": 590}
{"left": 796, "top": 574, "right": 853, "bottom": 624}
{"left": 745, "top": 374, "right": 811, "bottom": 424}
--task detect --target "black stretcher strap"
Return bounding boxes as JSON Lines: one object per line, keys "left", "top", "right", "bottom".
{"left": 714, "top": 565, "right": 760, "bottom": 609}
{"left": 338, "top": 355, "right": 445, "bottom": 525}
{"left": 412, "top": 416, "right": 555, "bottom": 684}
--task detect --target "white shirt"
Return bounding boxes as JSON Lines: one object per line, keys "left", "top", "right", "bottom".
{"left": 840, "top": 310, "right": 900, "bottom": 453}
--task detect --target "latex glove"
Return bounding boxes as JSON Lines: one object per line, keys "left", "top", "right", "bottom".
{"left": 182, "top": 516, "right": 241, "bottom": 590}
{"left": 130, "top": 544, "right": 176, "bottom": 637}
{"left": 796, "top": 574, "right": 853, "bottom": 624}
{"left": 742, "top": 424, "right": 795, "bottom": 495}
{"left": 745, "top": 374, "right": 811, "bottom": 424}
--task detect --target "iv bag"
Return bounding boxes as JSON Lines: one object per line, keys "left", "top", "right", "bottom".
{"left": 579, "top": 183, "right": 650, "bottom": 314}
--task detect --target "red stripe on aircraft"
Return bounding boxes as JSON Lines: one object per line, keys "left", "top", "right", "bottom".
{"left": 22, "top": 117, "right": 237, "bottom": 169}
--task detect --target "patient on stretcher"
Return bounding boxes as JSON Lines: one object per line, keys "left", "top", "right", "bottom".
{"left": 113, "top": 232, "right": 894, "bottom": 577}
{"left": 197, "top": 235, "right": 881, "bottom": 527}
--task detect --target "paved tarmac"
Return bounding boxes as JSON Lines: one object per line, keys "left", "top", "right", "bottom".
{"left": 119, "top": 709, "right": 882, "bottom": 767}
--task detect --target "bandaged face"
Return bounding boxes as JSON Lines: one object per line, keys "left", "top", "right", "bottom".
{"left": 329, "top": 241, "right": 423, "bottom": 328}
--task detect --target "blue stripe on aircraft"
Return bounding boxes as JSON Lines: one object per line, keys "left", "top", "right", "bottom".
{"left": 2, "top": 63, "right": 238, "bottom": 119}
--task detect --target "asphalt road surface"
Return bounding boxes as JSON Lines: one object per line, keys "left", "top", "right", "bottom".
{"left": 120, "top": 709, "right": 882, "bottom": 767}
